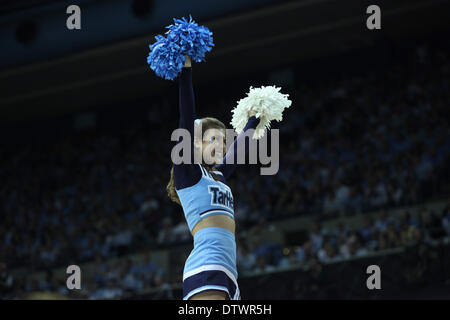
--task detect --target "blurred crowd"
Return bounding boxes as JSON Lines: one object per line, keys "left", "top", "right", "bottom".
{"left": 236, "top": 204, "right": 450, "bottom": 275}
{"left": 1, "top": 253, "right": 170, "bottom": 299}
{"left": 0, "top": 43, "right": 449, "bottom": 298}
{"left": 231, "top": 45, "right": 450, "bottom": 225}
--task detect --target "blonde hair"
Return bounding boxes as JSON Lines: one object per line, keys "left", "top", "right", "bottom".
{"left": 167, "top": 117, "right": 226, "bottom": 205}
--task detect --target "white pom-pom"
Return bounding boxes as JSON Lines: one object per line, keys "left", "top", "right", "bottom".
{"left": 231, "top": 86, "right": 292, "bottom": 139}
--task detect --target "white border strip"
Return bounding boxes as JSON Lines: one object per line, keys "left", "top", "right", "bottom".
{"left": 183, "top": 264, "right": 238, "bottom": 288}
{"left": 199, "top": 210, "right": 234, "bottom": 219}
{"left": 183, "top": 285, "right": 230, "bottom": 300}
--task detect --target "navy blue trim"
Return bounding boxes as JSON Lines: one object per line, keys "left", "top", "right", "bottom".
{"left": 199, "top": 165, "right": 206, "bottom": 176}
{"left": 183, "top": 270, "right": 237, "bottom": 299}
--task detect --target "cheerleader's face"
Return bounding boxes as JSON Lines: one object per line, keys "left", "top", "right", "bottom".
{"left": 195, "top": 128, "right": 226, "bottom": 165}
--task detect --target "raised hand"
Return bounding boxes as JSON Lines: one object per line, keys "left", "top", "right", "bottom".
{"left": 184, "top": 55, "right": 192, "bottom": 68}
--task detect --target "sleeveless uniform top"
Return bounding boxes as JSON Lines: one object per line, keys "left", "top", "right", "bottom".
{"left": 176, "top": 164, "right": 234, "bottom": 232}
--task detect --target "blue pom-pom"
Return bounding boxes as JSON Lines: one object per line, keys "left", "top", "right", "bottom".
{"left": 147, "top": 15, "right": 214, "bottom": 80}
{"left": 147, "top": 35, "right": 185, "bottom": 80}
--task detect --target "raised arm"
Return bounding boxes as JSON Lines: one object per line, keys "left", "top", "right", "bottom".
{"left": 215, "top": 114, "right": 260, "bottom": 180}
{"left": 173, "top": 56, "right": 202, "bottom": 189}
{"left": 178, "top": 56, "right": 195, "bottom": 139}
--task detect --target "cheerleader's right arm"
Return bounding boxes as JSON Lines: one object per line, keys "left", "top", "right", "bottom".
{"left": 172, "top": 57, "right": 202, "bottom": 190}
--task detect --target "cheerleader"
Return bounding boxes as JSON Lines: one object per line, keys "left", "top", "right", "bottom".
{"left": 166, "top": 55, "right": 259, "bottom": 300}
{"left": 148, "top": 17, "right": 291, "bottom": 299}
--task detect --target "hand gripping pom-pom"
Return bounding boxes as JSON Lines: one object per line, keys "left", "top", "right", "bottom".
{"left": 231, "top": 86, "right": 292, "bottom": 139}
{"left": 147, "top": 15, "right": 214, "bottom": 80}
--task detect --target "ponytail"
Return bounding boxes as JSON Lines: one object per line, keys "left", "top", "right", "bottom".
{"left": 167, "top": 167, "right": 181, "bottom": 205}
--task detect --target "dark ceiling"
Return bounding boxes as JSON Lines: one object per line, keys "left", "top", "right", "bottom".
{"left": 0, "top": 0, "right": 60, "bottom": 15}
{"left": 0, "top": 0, "right": 449, "bottom": 126}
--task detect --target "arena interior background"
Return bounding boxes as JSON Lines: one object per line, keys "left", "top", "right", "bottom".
{"left": 0, "top": 0, "right": 450, "bottom": 299}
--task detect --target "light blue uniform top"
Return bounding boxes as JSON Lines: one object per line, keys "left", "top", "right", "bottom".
{"left": 176, "top": 164, "right": 235, "bottom": 232}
